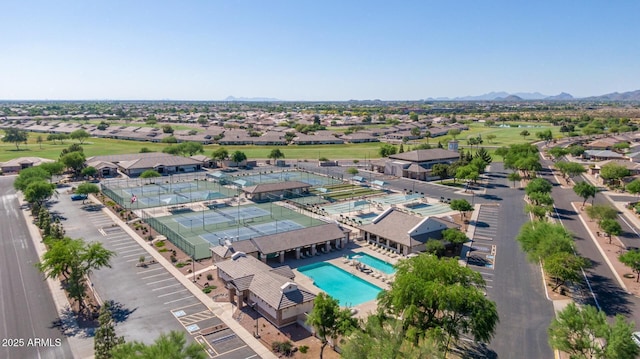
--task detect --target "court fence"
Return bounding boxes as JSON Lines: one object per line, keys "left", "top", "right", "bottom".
{"left": 141, "top": 209, "right": 211, "bottom": 260}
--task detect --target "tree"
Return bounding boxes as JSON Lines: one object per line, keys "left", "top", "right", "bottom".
{"left": 626, "top": 179, "right": 640, "bottom": 196}
{"left": 441, "top": 228, "right": 469, "bottom": 252}
{"left": 197, "top": 116, "right": 208, "bottom": 126}
{"left": 547, "top": 146, "right": 569, "bottom": 161}
{"left": 379, "top": 143, "right": 397, "bottom": 157}
{"left": 548, "top": 303, "right": 638, "bottom": 359}
{"left": 341, "top": 316, "right": 443, "bottom": 359}
{"left": 519, "top": 130, "right": 530, "bottom": 139}
{"left": 70, "top": 129, "right": 90, "bottom": 144}
{"left": 14, "top": 166, "right": 50, "bottom": 191}
{"left": 600, "top": 163, "right": 631, "bottom": 186}
{"left": 60, "top": 151, "right": 86, "bottom": 177}
{"left": 36, "top": 135, "right": 43, "bottom": 149}
{"left": 586, "top": 204, "right": 618, "bottom": 223}
{"left": 40, "top": 161, "right": 65, "bottom": 178}
{"left": 76, "top": 183, "right": 100, "bottom": 203}
{"left": 425, "top": 240, "right": 446, "bottom": 257}
{"left": 525, "top": 178, "right": 552, "bottom": 196}
{"left": 574, "top": 181, "right": 598, "bottom": 207}
{"left": 230, "top": 151, "right": 247, "bottom": 165}
{"left": 507, "top": 172, "right": 522, "bottom": 188}
{"left": 599, "top": 218, "right": 622, "bottom": 244}
{"left": 346, "top": 167, "right": 359, "bottom": 176}
{"left": 431, "top": 163, "right": 449, "bottom": 182}
{"left": 613, "top": 142, "right": 630, "bottom": 152}
{"left": 24, "top": 180, "right": 56, "bottom": 206}
{"left": 139, "top": 147, "right": 152, "bottom": 153}
{"left": 179, "top": 142, "right": 204, "bottom": 156}
{"left": 555, "top": 161, "right": 586, "bottom": 180}
{"left": 140, "top": 170, "right": 161, "bottom": 178}
{"left": 111, "top": 331, "right": 206, "bottom": 359}
{"left": 410, "top": 127, "right": 421, "bottom": 136}
{"left": 94, "top": 301, "right": 125, "bottom": 359}
{"left": 162, "top": 124, "right": 174, "bottom": 134}
{"left": 525, "top": 203, "right": 550, "bottom": 221}
{"left": 620, "top": 250, "right": 640, "bottom": 282}
{"left": 163, "top": 145, "right": 181, "bottom": 156}
{"left": 81, "top": 166, "right": 98, "bottom": 178}
{"left": 306, "top": 293, "right": 357, "bottom": 359}
{"left": 161, "top": 136, "right": 177, "bottom": 143}
{"left": 516, "top": 221, "right": 574, "bottom": 262}
{"left": 536, "top": 129, "right": 553, "bottom": 142}
{"left": 268, "top": 148, "right": 285, "bottom": 161}
{"left": 485, "top": 134, "right": 496, "bottom": 143}
{"left": 211, "top": 147, "right": 228, "bottom": 166}
{"left": 543, "top": 252, "right": 589, "bottom": 292}
{"left": 2, "top": 128, "right": 28, "bottom": 150}
{"left": 447, "top": 129, "right": 461, "bottom": 139}
{"left": 450, "top": 198, "right": 473, "bottom": 219}
{"left": 528, "top": 191, "right": 554, "bottom": 206}
{"left": 377, "top": 255, "right": 498, "bottom": 354}
{"left": 60, "top": 143, "right": 84, "bottom": 158}
{"left": 475, "top": 147, "right": 492, "bottom": 164}
{"left": 38, "top": 238, "right": 115, "bottom": 312}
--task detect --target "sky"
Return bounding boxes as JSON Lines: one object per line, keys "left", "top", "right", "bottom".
{"left": 1, "top": 1, "right": 639, "bottom": 101}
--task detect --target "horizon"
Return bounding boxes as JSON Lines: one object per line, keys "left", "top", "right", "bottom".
{"left": 1, "top": 1, "right": 638, "bottom": 101}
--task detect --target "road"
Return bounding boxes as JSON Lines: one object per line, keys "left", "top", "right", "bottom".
{"left": 538, "top": 156, "right": 640, "bottom": 324}
{"left": 0, "top": 176, "right": 72, "bottom": 359}
{"left": 470, "top": 163, "right": 555, "bottom": 358}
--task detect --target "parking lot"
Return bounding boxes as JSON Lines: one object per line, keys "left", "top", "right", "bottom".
{"left": 54, "top": 192, "right": 257, "bottom": 358}
{"left": 467, "top": 204, "right": 499, "bottom": 294}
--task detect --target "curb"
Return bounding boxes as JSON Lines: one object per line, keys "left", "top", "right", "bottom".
{"left": 570, "top": 202, "right": 628, "bottom": 292}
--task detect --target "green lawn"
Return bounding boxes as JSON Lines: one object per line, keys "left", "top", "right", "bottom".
{"left": 1, "top": 121, "right": 557, "bottom": 163}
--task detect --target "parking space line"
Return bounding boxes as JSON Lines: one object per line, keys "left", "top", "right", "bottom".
{"left": 142, "top": 273, "right": 170, "bottom": 279}
{"left": 107, "top": 238, "right": 130, "bottom": 243}
{"left": 158, "top": 289, "right": 188, "bottom": 298}
{"left": 164, "top": 296, "right": 194, "bottom": 305}
{"left": 111, "top": 244, "right": 140, "bottom": 250}
{"left": 147, "top": 278, "right": 175, "bottom": 285}
{"left": 152, "top": 283, "right": 183, "bottom": 291}
{"left": 215, "top": 345, "right": 250, "bottom": 358}
{"left": 171, "top": 303, "right": 202, "bottom": 312}
{"left": 122, "top": 252, "right": 148, "bottom": 258}
{"left": 138, "top": 267, "right": 164, "bottom": 274}
{"left": 118, "top": 248, "right": 144, "bottom": 254}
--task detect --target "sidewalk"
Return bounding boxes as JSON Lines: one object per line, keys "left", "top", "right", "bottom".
{"left": 93, "top": 194, "right": 278, "bottom": 359}
{"left": 19, "top": 194, "right": 96, "bottom": 359}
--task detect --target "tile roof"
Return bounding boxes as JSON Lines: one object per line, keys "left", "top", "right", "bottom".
{"left": 252, "top": 223, "right": 346, "bottom": 254}
{"left": 389, "top": 149, "right": 459, "bottom": 162}
{"left": 360, "top": 209, "right": 459, "bottom": 246}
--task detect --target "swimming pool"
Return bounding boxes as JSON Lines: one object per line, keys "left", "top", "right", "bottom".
{"left": 298, "top": 262, "right": 382, "bottom": 306}
{"left": 349, "top": 252, "right": 396, "bottom": 274}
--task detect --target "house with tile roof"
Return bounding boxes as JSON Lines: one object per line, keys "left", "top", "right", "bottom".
{"left": 86, "top": 152, "right": 202, "bottom": 176}
{"left": 216, "top": 252, "right": 316, "bottom": 327}
{"left": 372, "top": 148, "right": 460, "bottom": 180}
{"left": 359, "top": 208, "right": 460, "bottom": 255}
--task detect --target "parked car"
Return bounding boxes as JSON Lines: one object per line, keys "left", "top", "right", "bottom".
{"left": 70, "top": 193, "right": 88, "bottom": 201}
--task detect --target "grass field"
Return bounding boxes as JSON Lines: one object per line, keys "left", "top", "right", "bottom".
{"left": 0, "top": 122, "right": 560, "bottom": 163}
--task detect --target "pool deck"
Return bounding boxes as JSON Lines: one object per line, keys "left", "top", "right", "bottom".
{"left": 287, "top": 240, "right": 400, "bottom": 319}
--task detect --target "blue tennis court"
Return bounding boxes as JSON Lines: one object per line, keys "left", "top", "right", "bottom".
{"left": 199, "top": 220, "right": 304, "bottom": 244}
{"left": 173, "top": 206, "right": 270, "bottom": 228}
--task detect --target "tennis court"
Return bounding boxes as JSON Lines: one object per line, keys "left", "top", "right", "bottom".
{"left": 403, "top": 202, "right": 453, "bottom": 217}
{"left": 101, "top": 179, "right": 236, "bottom": 209}
{"left": 200, "top": 219, "right": 304, "bottom": 243}
{"left": 173, "top": 206, "right": 270, "bottom": 228}
{"left": 322, "top": 200, "right": 372, "bottom": 215}
{"left": 369, "top": 193, "right": 423, "bottom": 206}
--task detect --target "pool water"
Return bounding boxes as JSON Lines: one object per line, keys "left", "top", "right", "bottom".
{"left": 298, "top": 262, "right": 382, "bottom": 306}
{"left": 349, "top": 252, "right": 396, "bottom": 274}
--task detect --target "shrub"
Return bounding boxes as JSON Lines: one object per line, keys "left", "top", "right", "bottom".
{"left": 176, "top": 262, "right": 186, "bottom": 268}
{"left": 299, "top": 345, "right": 308, "bottom": 354}
{"left": 202, "top": 286, "right": 212, "bottom": 294}
{"left": 206, "top": 273, "right": 213, "bottom": 281}
{"left": 170, "top": 255, "right": 177, "bottom": 263}
{"left": 158, "top": 248, "right": 168, "bottom": 253}
{"left": 271, "top": 341, "right": 294, "bottom": 356}
{"left": 155, "top": 241, "right": 165, "bottom": 247}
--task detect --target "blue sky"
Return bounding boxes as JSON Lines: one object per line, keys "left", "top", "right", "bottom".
{"left": 1, "top": 1, "right": 638, "bottom": 101}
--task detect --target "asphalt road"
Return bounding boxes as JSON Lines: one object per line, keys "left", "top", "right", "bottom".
{"left": 471, "top": 163, "right": 555, "bottom": 359}
{"left": 538, "top": 157, "right": 640, "bottom": 324}
{"left": 0, "top": 176, "right": 72, "bottom": 359}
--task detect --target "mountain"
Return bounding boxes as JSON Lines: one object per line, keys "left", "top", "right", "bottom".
{"left": 495, "top": 95, "right": 523, "bottom": 101}
{"left": 224, "top": 96, "right": 282, "bottom": 102}
{"left": 545, "top": 92, "right": 574, "bottom": 100}
{"left": 586, "top": 89, "right": 640, "bottom": 101}
{"left": 444, "top": 91, "right": 553, "bottom": 101}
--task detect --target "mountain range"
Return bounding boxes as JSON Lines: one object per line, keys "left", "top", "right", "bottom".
{"left": 426, "top": 89, "right": 640, "bottom": 101}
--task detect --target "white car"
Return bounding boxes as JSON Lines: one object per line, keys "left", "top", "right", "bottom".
{"left": 632, "top": 331, "right": 640, "bottom": 346}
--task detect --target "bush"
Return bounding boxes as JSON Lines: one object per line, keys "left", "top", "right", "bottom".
{"left": 203, "top": 287, "right": 212, "bottom": 294}
{"left": 206, "top": 273, "right": 213, "bottom": 281}
{"left": 170, "top": 255, "right": 177, "bottom": 263}
{"left": 271, "top": 341, "right": 294, "bottom": 356}
{"left": 299, "top": 345, "right": 308, "bottom": 354}
{"left": 176, "top": 262, "right": 186, "bottom": 268}
{"left": 155, "top": 241, "right": 165, "bottom": 248}
{"left": 158, "top": 248, "right": 168, "bottom": 253}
